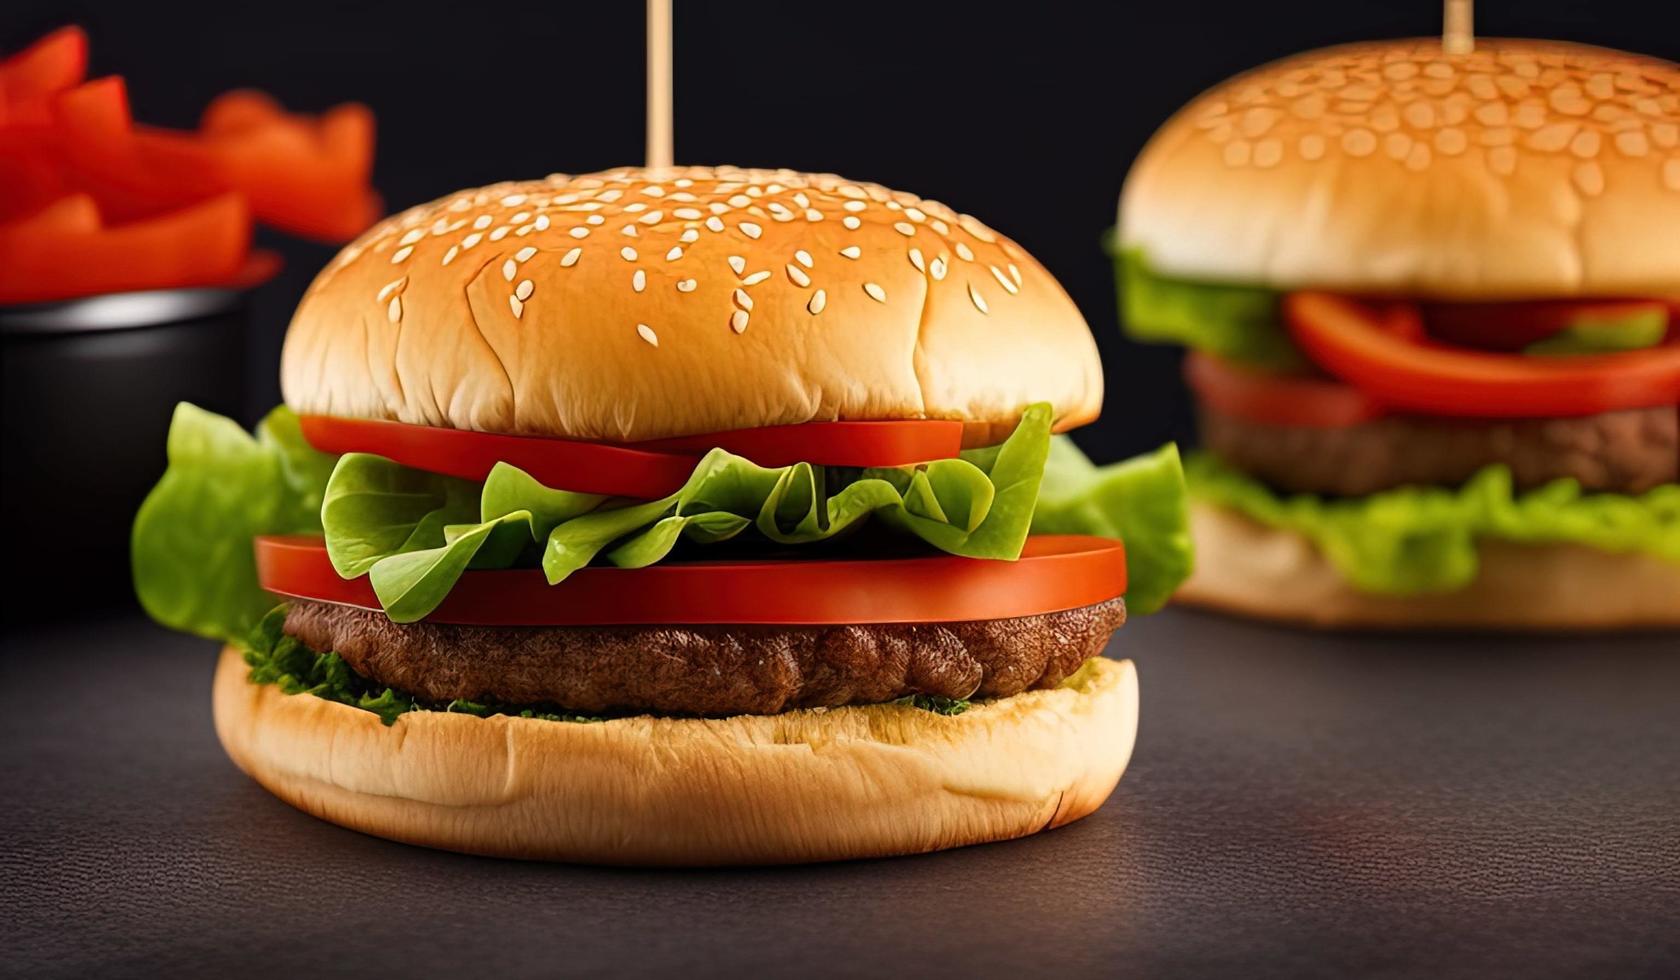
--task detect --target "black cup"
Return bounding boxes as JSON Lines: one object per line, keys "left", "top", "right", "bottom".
{"left": 2, "top": 287, "right": 253, "bottom": 625}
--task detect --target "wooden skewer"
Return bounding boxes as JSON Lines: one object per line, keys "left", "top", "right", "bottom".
{"left": 646, "top": 0, "right": 674, "bottom": 169}
{"left": 1443, "top": 0, "right": 1474, "bottom": 55}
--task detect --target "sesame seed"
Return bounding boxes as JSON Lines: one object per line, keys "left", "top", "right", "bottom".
{"left": 968, "top": 283, "right": 989, "bottom": 314}
{"left": 637, "top": 323, "right": 659, "bottom": 345}
{"left": 793, "top": 192, "right": 811, "bottom": 208}
{"left": 807, "top": 289, "right": 827, "bottom": 315}
{"left": 990, "top": 265, "right": 1019, "bottom": 294}
{"left": 673, "top": 178, "right": 693, "bottom": 188}
{"left": 863, "top": 282, "right": 887, "bottom": 303}
{"left": 739, "top": 222, "right": 763, "bottom": 239}
{"left": 621, "top": 225, "right": 639, "bottom": 237}
{"left": 516, "top": 279, "right": 535, "bottom": 300}
{"left": 442, "top": 245, "right": 460, "bottom": 265}
{"left": 1007, "top": 263, "right": 1022, "bottom": 286}
{"left": 908, "top": 248, "right": 926, "bottom": 272}
{"left": 680, "top": 229, "right": 700, "bottom": 244}
{"left": 705, "top": 216, "right": 726, "bottom": 233}
{"left": 742, "top": 270, "right": 771, "bottom": 286}
{"left": 930, "top": 256, "right": 948, "bottom": 281}
{"left": 501, "top": 194, "right": 527, "bottom": 206}
{"left": 954, "top": 242, "right": 975, "bottom": 261}
{"left": 509, "top": 296, "right": 524, "bottom": 318}
{"left": 387, "top": 297, "right": 402, "bottom": 322}
{"left": 728, "top": 194, "right": 752, "bottom": 208}
{"left": 673, "top": 207, "right": 703, "bottom": 220}
{"left": 473, "top": 215, "right": 493, "bottom": 230}
{"left": 515, "top": 246, "right": 537, "bottom": 262}
{"left": 842, "top": 216, "right": 861, "bottom": 230}
{"left": 904, "top": 207, "right": 927, "bottom": 223}
{"left": 666, "top": 246, "right": 684, "bottom": 261}
{"left": 502, "top": 259, "right": 517, "bottom": 281}
{"left": 733, "top": 288, "right": 753, "bottom": 310}
{"left": 840, "top": 246, "right": 862, "bottom": 259}
{"left": 489, "top": 227, "right": 510, "bottom": 242}
{"left": 633, "top": 270, "right": 647, "bottom": 292}
{"left": 561, "top": 247, "right": 582, "bottom": 267}
{"left": 794, "top": 249, "right": 814, "bottom": 269}
{"left": 515, "top": 225, "right": 534, "bottom": 237}
{"left": 767, "top": 202, "right": 793, "bottom": 218}
{"left": 390, "top": 246, "right": 413, "bottom": 264}
{"left": 620, "top": 246, "right": 639, "bottom": 262}
{"left": 728, "top": 255, "right": 747, "bottom": 275}
{"left": 639, "top": 211, "right": 664, "bottom": 224}
{"left": 930, "top": 219, "right": 950, "bottom": 235}
{"left": 843, "top": 200, "right": 867, "bottom": 212}
{"left": 510, "top": 211, "right": 531, "bottom": 224}
{"left": 805, "top": 209, "right": 824, "bottom": 222}
{"left": 641, "top": 185, "right": 666, "bottom": 198}
{"left": 586, "top": 214, "right": 605, "bottom": 226}
{"left": 787, "top": 264, "right": 811, "bottom": 287}
{"left": 533, "top": 215, "right": 551, "bottom": 231}
{"left": 676, "top": 278, "right": 697, "bottom": 292}
{"left": 378, "top": 278, "right": 406, "bottom": 302}
{"left": 624, "top": 202, "right": 648, "bottom": 213}
{"left": 730, "top": 310, "right": 749, "bottom": 334}
{"left": 708, "top": 202, "right": 730, "bottom": 215}
{"left": 669, "top": 192, "right": 698, "bottom": 203}
{"left": 569, "top": 226, "right": 590, "bottom": 239}
{"left": 399, "top": 228, "right": 424, "bottom": 246}
{"left": 597, "top": 189, "right": 624, "bottom": 202}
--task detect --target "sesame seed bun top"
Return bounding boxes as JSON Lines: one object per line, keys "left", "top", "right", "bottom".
{"left": 281, "top": 166, "right": 1102, "bottom": 445}
{"left": 1119, "top": 39, "right": 1680, "bottom": 299}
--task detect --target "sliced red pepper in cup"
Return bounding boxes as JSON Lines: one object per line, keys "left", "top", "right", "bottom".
{"left": 0, "top": 26, "right": 87, "bottom": 126}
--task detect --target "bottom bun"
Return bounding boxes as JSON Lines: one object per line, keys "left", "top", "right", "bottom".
{"left": 1178, "top": 501, "right": 1680, "bottom": 630}
{"left": 212, "top": 648, "right": 1139, "bottom": 865}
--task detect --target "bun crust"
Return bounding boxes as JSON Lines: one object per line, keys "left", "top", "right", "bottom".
{"left": 212, "top": 649, "right": 1139, "bottom": 865}
{"left": 282, "top": 167, "right": 1102, "bottom": 444}
{"left": 1178, "top": 501, "right": 1680, "bottom": 630}
{"left": 1120, "top": 40, "right": 1680, "bottom": 298}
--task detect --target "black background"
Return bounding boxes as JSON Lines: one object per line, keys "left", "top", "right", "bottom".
{"left": 5, "top": 0, "right": 1678, "bottom": 461}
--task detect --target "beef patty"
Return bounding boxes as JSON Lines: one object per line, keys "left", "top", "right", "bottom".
{"left": 1199, "top": 403, "right": 1678, "bottom": 497}
{"left": 283, "top": 598, "right": 1127, "bottom": 717}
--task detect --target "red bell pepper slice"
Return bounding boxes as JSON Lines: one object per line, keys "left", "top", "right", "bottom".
{"left": 0, "top": 26, "right": 87, "bottom": 125}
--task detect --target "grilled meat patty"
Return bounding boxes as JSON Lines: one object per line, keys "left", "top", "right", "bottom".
{"left": 283, "top": 597, "right": 1127, "bottom": 717}
{"left": 1199, "top": 403, "right": 1678, "bottom": 497}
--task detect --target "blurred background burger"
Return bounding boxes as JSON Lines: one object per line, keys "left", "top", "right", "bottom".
{"left": 1116, "top": 21, "right": 1679, "bottom": 629}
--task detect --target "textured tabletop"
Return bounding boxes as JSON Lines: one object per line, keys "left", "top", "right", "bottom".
{"left": 2, "top": 610, "right": 1676, "bottom": 979}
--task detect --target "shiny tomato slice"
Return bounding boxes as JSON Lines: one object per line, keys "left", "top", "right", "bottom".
{"left": 1183, "top": 350, "right": 1387, "bottom": 427}
{"left": 254, "top": 534, "right": 1128, "bottom": 626}
{"left": 299, "top": 415, "right": 700, "bottom": 499}
{"left": 1421, "top": 298, "right": 1673, "bottom": 351}
{"left": 0, "top": 191, "right": 249, "bottom": 304}
{"left": 298, "top": 415, "right": 968, "bottom": 498}
{"left": 635, "top": 419, "right": 964, "bottom": 468}
{"left": 1286, "top": 291, "right": 1680, "bottom": 418}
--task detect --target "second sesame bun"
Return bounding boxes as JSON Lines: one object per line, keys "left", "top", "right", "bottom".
{"left": 1178, "top": 501, "right": 1680, "bottom": 630}
{"left": 211, "top": 649, "right": 1139, "bottom": 866}
{"left": 1120, "top": 39, "right": 1680, "bottom": 299}
{"left": 281, "top": 166, "right": 1102, "bottom": 446}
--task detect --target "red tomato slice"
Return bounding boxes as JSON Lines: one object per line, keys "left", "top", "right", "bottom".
{"left": 0, "top": 191, "right": 249, "bottom": 304}
{"left": 1421, "top": 298, "right": 1674, "bottom": 351}
{"left": 254, "top": 533, "right": 1128, "bottom": 626}
{"left": 299, "top": 415, "right": 701, "bottom": 498}
{"left": 299, "top": 415, "right": 968, "bottom": 498}
{"left": 1183, "top": 350, "right": 1387, "bottom": 427}
{"left": 0, "top": 26, "right": 87, "bottom": 122}
{"left": 1286, "top": 292, "right": 1680, "bottom": 418}
{"left": 635, "top": 419, "right": 965, "bottom": 468}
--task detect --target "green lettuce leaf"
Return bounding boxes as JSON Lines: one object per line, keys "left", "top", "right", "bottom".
{"left": 1522, "top": 306, "right": 1670, "bottom": 355}
{"left": 1111, "top": 243, "right": 1300, "bottom": 369}
{"left": 132, "top": 404, "right": 335, "bottom": 643}
{"left": 1187, "top": 453, "right": 1680, "bottom": 594}
{"left": 1026, "top": 436, "right": 1194, "bottom": 615}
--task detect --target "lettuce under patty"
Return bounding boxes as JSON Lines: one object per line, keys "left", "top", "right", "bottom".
{"left": 135, "top": 403, "right": 1192, "bottom": 641}
{"left": 1188, "top": 453, "right": 1680, "bottom": 594}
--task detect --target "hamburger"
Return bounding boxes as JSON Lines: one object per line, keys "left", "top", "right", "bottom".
{"left": 1115, "top": 39, "right": 1680, "bottom": 630}
{"left": 132, "top": 166, "right": 1193, "bottom": 864}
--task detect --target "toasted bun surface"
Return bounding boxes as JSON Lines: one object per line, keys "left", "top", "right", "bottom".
{"left": 1179, "top": 501, "right": 1680, "bottom": 630}
{"left": 213, "top": 649, "right": 1138, "bottom": 865}
{"left": 1120, "top": 40, "right": 1680, "bottom": 299}
{"left": 282, "top": 166, "right": 1102, "bottom": 445}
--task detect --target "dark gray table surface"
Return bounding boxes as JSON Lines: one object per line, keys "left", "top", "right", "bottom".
{"left": 2, "top": 609, "right": 1677, "bottom": 979}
